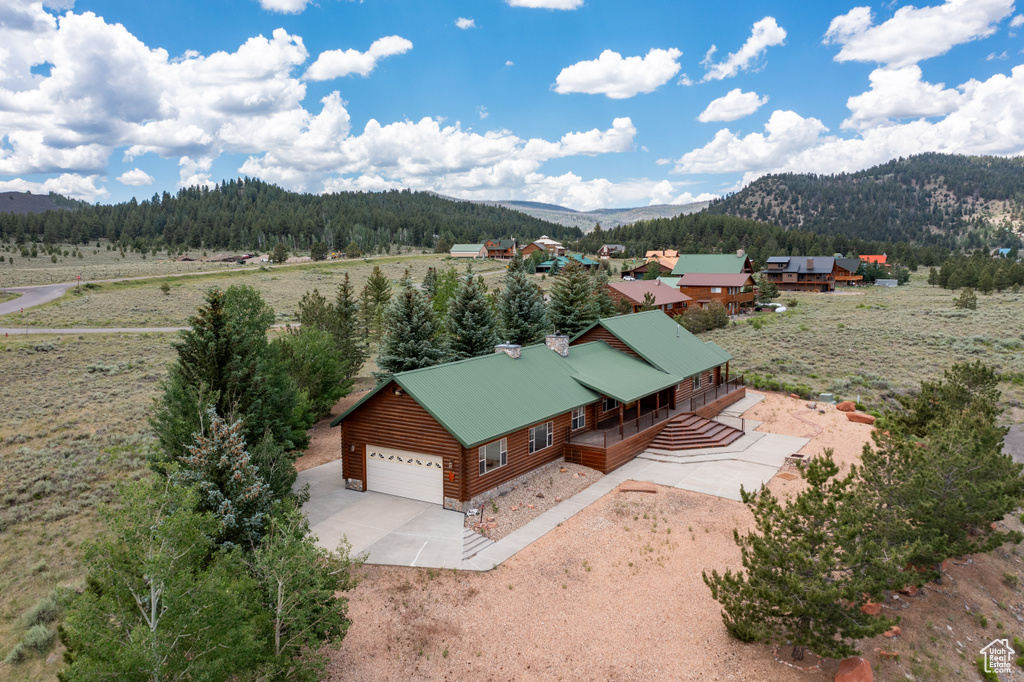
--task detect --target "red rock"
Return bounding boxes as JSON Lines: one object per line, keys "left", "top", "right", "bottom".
{"left": 991, "top": 522, "right": 998, "bottom": 530}
{"left": 878, "top": 650, "right": 899, "bottom": 659}
{"left": 898, "top": 584, "right": 919, "bottom": 596}
{"left": 618, "top": 480, "right": 658, "bottom": 494}
{"left": 883, "top": 626, "right": 901, "bottom": 638}
{"left": 836, "top": 400, "right": 857, "bottom": 412}
{"left": 789, "top": 393, "right": 800, "bottom": 399}
{"left": 860, "top": 601, "right": 882, "bottom": 616}
{"left": 847, "top": 412, "right": 876, "bottom": 425}
{"left": 835, "top": 656, "right": 873, "bottom": 682}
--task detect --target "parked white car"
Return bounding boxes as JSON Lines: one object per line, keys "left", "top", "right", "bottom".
{"left": 622, "top": 275, "right": 635, "bottom": 281}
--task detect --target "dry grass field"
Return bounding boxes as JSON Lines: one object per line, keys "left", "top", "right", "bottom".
{"left": 1, "top": 254, "right": 502, "bottom": 329}
{"left": 705, "top": 273, "right": 1024, "bottom": 415}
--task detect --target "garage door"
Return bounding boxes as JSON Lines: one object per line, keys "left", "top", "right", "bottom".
{"left": 366, "top": 445, "right": 444, "bottom": 505}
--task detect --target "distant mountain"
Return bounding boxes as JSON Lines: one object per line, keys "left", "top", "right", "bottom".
{"left": 0, "top": 192, "right": 70, "bottom": 215}
{"left": 479, "top": 200, "right": 709, "bottom": 232}
{"left": 707, "top": 153, "right": 1024, "bottom": 251}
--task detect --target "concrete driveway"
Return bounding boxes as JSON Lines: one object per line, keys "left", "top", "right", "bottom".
{"left": 297, "top": 460, "right": 465, "bottom": 569}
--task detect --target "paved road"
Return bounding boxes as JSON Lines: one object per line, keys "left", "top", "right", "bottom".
{"left": 0, "top": 283, "right": 73, "bottom": 317}
{"left": 0, "top": 326, "right": 186, "bottom": 336}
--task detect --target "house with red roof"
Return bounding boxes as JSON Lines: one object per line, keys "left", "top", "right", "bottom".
{"left": 605, "top": 279, "right": 691, "bottom": 317}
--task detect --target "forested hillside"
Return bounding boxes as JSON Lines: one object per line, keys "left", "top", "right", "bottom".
{"left": 0, "top": 179, "right": 580, "bottom": 253}
{"left": 579, "top": 212, "right": 949, "bottom": 267}
{"left": 706, "top": 153, "right": 1024, "bottom": 251}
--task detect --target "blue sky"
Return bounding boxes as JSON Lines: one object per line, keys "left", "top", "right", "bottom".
{"left": 1, "top": 0, "right": 1023, "bottom": 210}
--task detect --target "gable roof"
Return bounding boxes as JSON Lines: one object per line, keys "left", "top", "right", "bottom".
{"left": 860, "top": 254, "right": 888, "bottom": 265}
{"left": 678, "top": 273, "right": 755, "bottom": 288}
{"left": 600, "top": 244, "right": 625, "bottom": 252}
{"left": 572, "top": 310, "right": 732, "bottom": 378}
{"left": 540, "top": 254, "right": 599, "bottom": 267}
{"left": 485, "top": 239, "right": 516, "bottom": 249}
{"left": 671, "top": 253, "right": 752, "bottom": 276}
{"left": 765, "top": 256, "right": 836, "bottom": 274}
{"left": 835, "top": 257, "right": 861, "bottom": 274}
{"left": 606, "top": 280, "right": 692, "bottom": 306}
{"left": 450, "top": 243, "right": 484, "bottom": 253}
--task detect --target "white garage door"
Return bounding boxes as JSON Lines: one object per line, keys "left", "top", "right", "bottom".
{"left": 366, "top": 445, "right": 444, "bottom": 505}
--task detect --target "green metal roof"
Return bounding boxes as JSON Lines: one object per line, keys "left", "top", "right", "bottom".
{"left": 657, "top": 276, "right": 681, "bottom": 287}
{"left": 572, "top": 310, "right": 732, "bottom": 378}
{"left": 539, "top": 254, "right": 599, "bottom": 268}
{"left": 562, "top": 343, "right": 681, "bottom": 403}
{"left": 670, "top": 254, "right": 750, "bottom": 276}
{"left": 450, "top": 243, "right": 484, "bottom": 252}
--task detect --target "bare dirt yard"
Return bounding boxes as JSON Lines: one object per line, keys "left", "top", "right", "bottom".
{"left": 326, "top": 392, "right": 1024, "bottom": 681}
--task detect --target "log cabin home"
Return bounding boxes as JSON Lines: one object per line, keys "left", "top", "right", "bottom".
{"left": 834, "top": 257, "right": 864, "bottom": 286}
{"left": 762, "top": 256, "right": 843, "bottom": 292}
{"left": 621, "top": 259, "right": 674, "bottom": 279}
{"left": 598, "top": 244, "right": 625, "bottom": 259}
{"left": 483, "top": 238, "right": 516, "bottom": 259}
{"left": 670, "top": 252, "right": 754, "bottom": 278}
{"left": 859, "top": 254, "right": 889, "bottom": 267}
{"left": 676, "top": 272, "right": 755, "bottom": 314}
{"left": 331, "top": 311, "right": 745, "bottom": 511}
{"left": 604, "top": 279, "right": 691, "bottom": 317}
{"left": 536, "top": 254, "right": 600, "bottom": 273}
{"left": 519, "top": 235, "right": 566, "bottom": 257}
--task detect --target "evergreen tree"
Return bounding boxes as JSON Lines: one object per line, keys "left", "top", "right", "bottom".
{"left": 638, "top": 291, "right": 657, "bottom": 312}
{"left": 497, "top": 252, "right": 547, "bottom": 345}
{"left": 704, "top": 451, "right": 900, "bottom": 660}
{"left": 643, "top": 264, "right": 660, "bottom": 280}
{"left": 431, "top": 266, "right": 460, "bottom": 316}
{"left": 978, "top": 268, "right": 995, "bottom": 294}
{"left": 374, "top": 279, "right": 446, "bottom": 381}
{"left": 754, "top": 273, "right": 779, "bottom": 304}
{"left": 278, "top": 327, "right": 349, "bottom": 422}
{"left": 310, "top": 240, "right": 327, "bottom": 261}
{"left": 927, "top": 267, "right": 938, "bottom": 286}
{"left": 333, "top": 273, "right": 365, "bottom": 382}
{"left": 272, "top": 242, "right": 289, "bottom": 263}
{"left": 590, "top": 268, "right": 616, "bottom": 318}
{"left": 172, "top": 411, "right": 273, "bottom": 548}
{"left": 446, "top": 268, "right": 497, "bottom": 359}
{"left": 422, "top": 266, "right": 439, "bottom": 300}
{"left": 547, "top": 257, "right": 598, "bottom": 337}
{"left": 994, "top": 265, "right": 1011, "bottom": 292}
{"left": 358, "top": 285, "right": 374, "bottom": 341}
{"left": 296, "top": 288, "right": 331, "bottom": 331}
{"left": 365, "top": 265, "right": 392, "bottom": 311}
{"left": 343, "top": 240, "right": 361, "bottom": 258}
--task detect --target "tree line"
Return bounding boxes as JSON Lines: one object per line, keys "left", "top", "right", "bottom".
{"left": 0, "top": 178, "right": 582, "bottom": 255}
{"left": 706, "top": 362, "right": 1024, "bottom": 661}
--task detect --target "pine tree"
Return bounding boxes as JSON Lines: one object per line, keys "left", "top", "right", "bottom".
{"left": 422, "top": 266, "right": 439, "bottom": 300}
{"left": 547, "top": 257, "right": 597, "bottom": 337}
{"left": 927, "top": 267, "right": 938, "bottom": 286}
{"left": 703, "top": 451, "right": 901, "bottom": 660}
{"left": 333, "top": 273, "right": 365, "bottom": 382}
{"left": 358, "top": 285, "right": 374, "bottom": 341}
{"left": 446, "top": 268, "right": 497, "bottom": 359}
{"left": 638, "top": 291, "right": 657, "bottom": 312}
{"left": 431, "top": 266, "right": 460, "bottom": 316}
{"left": 497, "top": 252, "right": 547, "bottom": 345}
{"left": 978, "top": 269, "right": 995, "bottom": 294}
{"left": 374, "top": 279, "right": 446, "bottom": 381}
{"left": 643, "top": 264, "right": 659, "bottom": 280}
{"left": 296, "top": 288, "right": 331, "bottom": 331}
{"left": 365, "top": 265, "right": 392, "bottom": 310}
{"left": 590, "top": 268, "right": 616, "bottom": 318}
{"left": 754, "top": 273, "right": 779, "bottom": 304}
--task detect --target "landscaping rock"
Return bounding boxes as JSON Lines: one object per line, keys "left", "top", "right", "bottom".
{"left": 837, "top": 401, "right": 856, "bottom": 412}
{"left": 898, "top": 584, "right": 919, "bottom": 596}
{"left": 860, "top": 601, "right": 882, "bottom": 616}
{"left": 618, "top": 480, "right": 658, "bottom": 494}
{"left": 835, "top": 656, "right": 873, "bottom": 682}
{"left": 789, "top": 393, "right": 800, "bottom": 399}
{"left": 883, "top": 626, "right": 901, "bottom": 638}
{"left": 847, "top": 412, "right": 876, "bottom": 425}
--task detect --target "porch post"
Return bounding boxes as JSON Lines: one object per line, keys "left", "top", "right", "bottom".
{"left": 656, "top": 391, "right": 660, "bottom": 417}
{"left": 619, "top": 403, "right": 624, "bottom": 439}
{"left": 725, "top": 361, "right": 730, "bottom": 383}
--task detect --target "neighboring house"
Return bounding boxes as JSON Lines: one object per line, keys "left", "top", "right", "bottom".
{"left": 598, "top": 244, "right": 626, "bottom": 259}
{"left": 450, "top": 243, "right": 486, "bottom": 259}
{"left": 520, "top": 235, "right": 566, "bottom": 257}
{"left": 536, "top": 254, "right": 600, "bottom": 273}
{"left": 621, "top": 261, "right": 674, "bottom": 279}
{"left": 859, "top": 254, "right": 889, "bottom": 267}
{"left": 670, "top": 251, "right": 754, "bottom": 277}
{"left": 605, "top": 280, "right": 692, "bottom": 317}
{"left": 834, "top": 257, "right": 864, "bottom": 286}
{"left": 677, "top": 273, "right": 756, "bottom": 314}
{"left": 645, "top": 249, "right": 679, "bottom": 259}
{"left": 762, "top": 256, "right": 840, "bottom": 292}
{"left": 331, "top": 311, "right": 745, "bottom": 511}
{"left": 483, "top": 238, "right": 516, "bottom": 259}
{"left": 994, "top": 247, "right": 1013, "bottom": 258}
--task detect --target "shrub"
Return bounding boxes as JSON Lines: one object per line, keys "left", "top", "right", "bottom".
{"left": 23, "top": 624, "right": 55, "bottom": 653}
{"left": 786, "top": 298, "right": 798, "bottom": 307}
{"left": 21, "top": 595, "right": 58, "bottom": 627}
{"left": 5, "top": 642, "right": 25, "bottom": 664}
{"left": 160, "top": 283, "right": 171, "bottom": 295}
{"left": 954, "top": 287, "right": 978, "bottom": 310}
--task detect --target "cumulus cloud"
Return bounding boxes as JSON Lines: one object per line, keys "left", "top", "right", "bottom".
{"left": 1012, "top": 14, "right": 1024, "bottom": 27}
{"left": 506, "top": 0, "right": 583, "bottom": 9}
{"left": 843, "top": 65, "right": 963, "bottom": 129}
{"left": 303, "top": 35, "right": 412, "bottom": 81}
{"left": 554, "top": 48, "right": 682, "bottom": 99}
{"left": 257, "top": 0, "right": 310, "bottom": 13}
{"left": 702, "top": 17, "right": 786, "bottom": 81}
{"left": 698, "top": 89, "right": 769, "bottom": 122}
{"left": 116, "top": 168, "right": 154, "bottom": 186}
{"left": 0, "top": 173, "right": 107, "bottom": 202}
{"left": 455, "top": 17, "right": 475, "bottom": 29}
{"left": 824, "top": 0, "right": 1014, "bottom": 67}
{"left": 673, "top": 110, "right": 829, "bottom": 174}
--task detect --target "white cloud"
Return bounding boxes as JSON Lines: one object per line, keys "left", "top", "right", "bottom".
{"left": 178, "top": 156, "right": 216, "bottom": 189}
{"left": 303, "top": 35, "right": 412, "bottom": 81}
{"left": 455, "top": 17, "right": 475, "bottom": 29}
{"left": 554, "top": 48, "right": 682, "bottom": 99}
{"left": 505, "top": 60, "right": 514, "bottom": 67}
{"left": 506, "top": 0, "right": 583, "bottom": 9}
{"left": 116, "top": 168, "right": 154, "bottom": 186}
{"left": 842, "top": 65, "right": 962, "bottom": 129}
{"left": 988, "top": 50, "right": 1008, "bottom": 60}
{"left": 698, "top": 89, "right": 769, "bottom": 122}
{"left": 0, "top": 173, "right": 107, "bottom": 202}
{"left": 1012, "top": 14, "right": 1024, "bottom": 27}
{"left": 477, "top": 105, "right": 488, "bottom": 119}
{"left": 258, "top": 0, "right": 310, "bottom": 13}
{"left": 702, "top": 17, "right": 786, "bottom": 81}
{"left": 674, "top": 110, "right": 829, "bottom": 174}
{"left": 824, "top": 0, "right": 1014, "bottom": 68}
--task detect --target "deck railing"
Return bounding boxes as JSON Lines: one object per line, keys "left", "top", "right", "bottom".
{"left": 567, "top": 376, "right": 745, "bottom": 449}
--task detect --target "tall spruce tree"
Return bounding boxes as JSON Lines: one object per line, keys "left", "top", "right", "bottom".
{"left": 704, "top": 451, "right": 901, "bottom": 660}
{"left": 374, "top": 278, "right": 446, "bottom": 381}
{"left": 497, "top": 252, "right": 547, "bottom": 345}
{"left": 590, "top": 268, "right": 616, "bottom": 318}
{"left": 547, "top": 257, "right": 598, "bottom": 337}
{"left": 446, "top": 268, "right": 497, "bottom": 359}
{"left": 333, "top": 273, "right": 365, "bottom": 382}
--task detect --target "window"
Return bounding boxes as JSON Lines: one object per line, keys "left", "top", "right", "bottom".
{"left": 479, "top": 438, "right": 507, "bottom": 476}
{"left": 693, "top": 374, "right": 702, "bottom": 389}
{"left": 571, "top": 407, "right": 585, "bottom": 431}
{"left": 602, "top": 397, "right": 618, "bottom": 412}
{"left": 528, "top": 421, "right": 553, "bottom": 454}
{"left": 711, "top": 286, "right": 722, "bottom": 293}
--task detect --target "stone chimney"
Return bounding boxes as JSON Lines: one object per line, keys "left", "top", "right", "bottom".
{"left": 806, "top": 257, "right": 815, "bottom": 270}
{"left": 736, "top": 248, "right": 745, "bottom": 258}
{"left": 494, "top": 342, "right": 521, "bottom": 359}
{"left": 544, "top": 334, "right": 570, "bottom": 357}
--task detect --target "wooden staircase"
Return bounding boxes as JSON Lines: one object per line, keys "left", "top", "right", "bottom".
{"left": 648, "top": 413, "right": 744, "bottom": 451}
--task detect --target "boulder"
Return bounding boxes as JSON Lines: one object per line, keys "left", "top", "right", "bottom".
{"left": 898, "top": 584, "right": 919, "bottom": 597}
{"left": 835, "top": 656, "right": 873, "bottom": 682}
{"left": 847, "top": 412, "right": 876, "bottom": 425}
{"left": 618, "top": 480, "right": 657, "bottom": 494}
{"left": 837, "top": 401, "right": 857, "bottom": 412}
{"left": 860, "top": 601, "right": 882, "bottom": 616}
{"left": 789, "top": 393, "right": 801, "bottom": 399}
{"left": 883, "top": 626, "right": 901, "bottom": 638}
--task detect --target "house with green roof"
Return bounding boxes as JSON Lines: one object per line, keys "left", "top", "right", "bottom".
{"left": 450, "top": 243, "right": 486, "bottom": 258}
{"left": 670, "top": 252, "right": 754, "bottom": 277}
{"left": 535, "top": 254, "right": 599, "bottom": 273}
{"left": 331, "top": 311, "right": 745, "bottom": 510}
